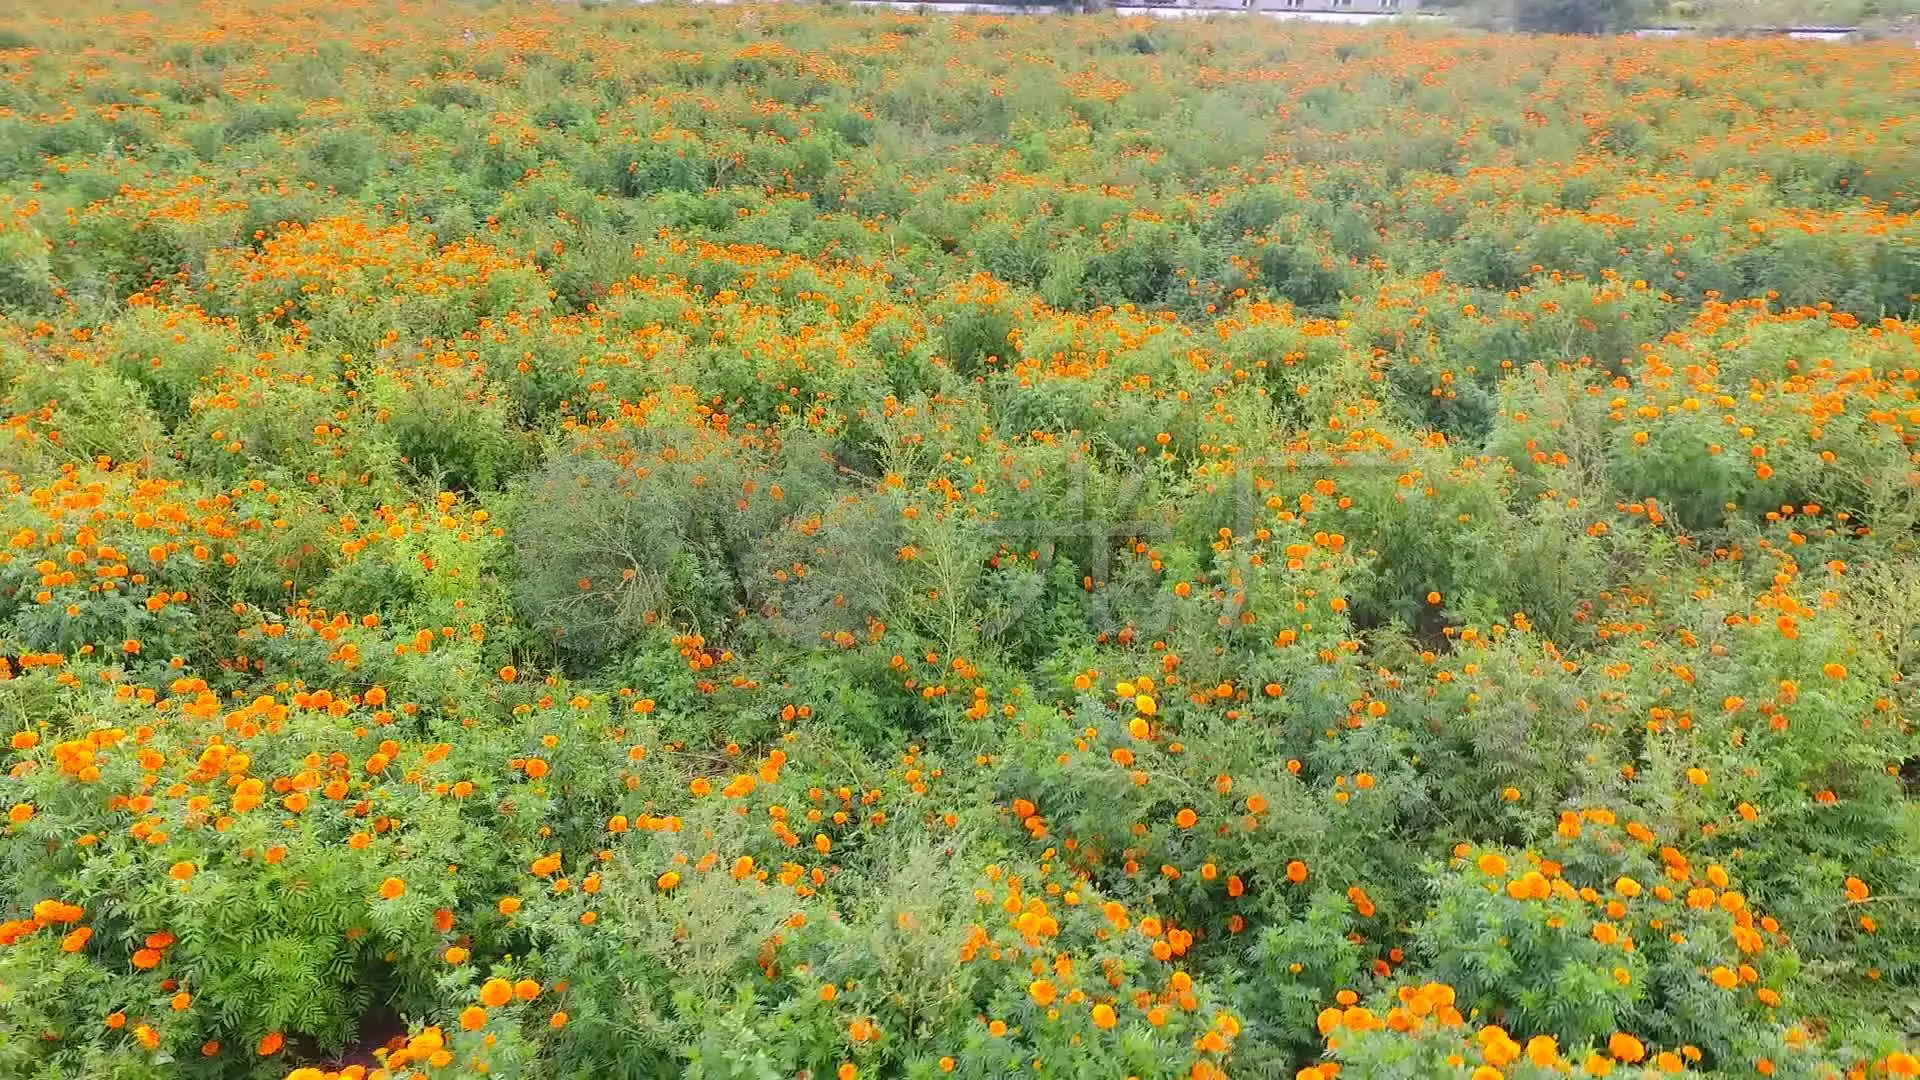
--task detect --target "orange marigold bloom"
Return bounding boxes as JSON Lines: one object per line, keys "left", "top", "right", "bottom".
{"left": 1608, "top": 1032, "right": 1645, "bottom": 1063}
{"left": 479, "top": 978, "right": 514, "bottom": 1007}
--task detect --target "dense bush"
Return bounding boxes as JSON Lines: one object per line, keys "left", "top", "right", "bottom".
{"left": 0, "top": 3, "right": 1915, "bottom": 1080}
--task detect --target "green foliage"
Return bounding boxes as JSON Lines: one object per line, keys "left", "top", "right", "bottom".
{"left": 0, "top": 5, "right": 1914, "bottom": 1080}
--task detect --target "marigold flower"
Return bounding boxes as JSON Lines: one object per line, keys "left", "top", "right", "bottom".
{"left": 1608, "top": 1032, "right": 1645, "bottom": 1063}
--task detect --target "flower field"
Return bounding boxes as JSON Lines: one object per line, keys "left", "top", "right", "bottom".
{"left": 0, "top": 1, "right": 1917, "bottom": 1078}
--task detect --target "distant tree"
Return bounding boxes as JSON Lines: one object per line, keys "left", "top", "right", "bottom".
{"left": 1511, "top": 0, "right": 1642, "bottom": 32}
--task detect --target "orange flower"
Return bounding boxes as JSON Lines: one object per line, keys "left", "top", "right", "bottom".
{"left": 514, "top": 978, "right": 541, "bottom": 1001}
{"left": 1029, "top": 979, "right": 1058, "bottom": 1006}
{"left": 1608, "top": 1033, "right": 1645, "bottom": 1063}
{"left": 479, "top": 978, "right": 514, "bottom": 1008}
{"left": 1091, "top": 1003, "right": 1117, "bottom": 1029}
{"left": 378, "top": 877, "right": 406, "bottom": 900}
{"left": 132, "top": 947, "right": 162, "bottom": 969}
{"left": 33, "top": 899, "right": 83, "bottom": 924}
{"left": 445, "top": 946, "right": 469, "bottom": 965}
{"left": 460, "top": 1005, "right": 487, "bottom": 1031}
{"left": 1174, "top": 807, "right": 1197, "bottom": 829}
{"left": 257, "top": 1031, "right": 283, "bottom": 1056}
